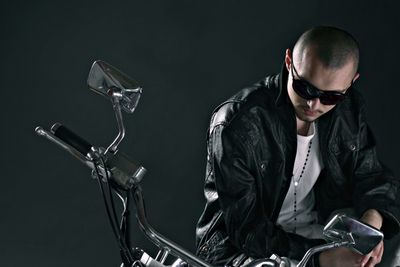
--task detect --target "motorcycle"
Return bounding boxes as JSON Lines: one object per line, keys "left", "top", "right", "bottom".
{"left": 35, "top": 60, "right": 384, "bottom": 267}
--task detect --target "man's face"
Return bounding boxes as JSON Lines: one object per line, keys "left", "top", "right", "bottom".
{"left": 285, "top": 47, "right": 359, "bottom": 123}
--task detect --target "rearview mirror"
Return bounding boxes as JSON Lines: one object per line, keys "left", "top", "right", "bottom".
{"left": 323, "top": 214, "right": 384, "bottom": 255}
{"left": 87, "top": 60, "right": 142, "bottom": 113}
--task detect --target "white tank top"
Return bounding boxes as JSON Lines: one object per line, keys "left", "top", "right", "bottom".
{"left": 276, "top": 122, "right": 324, "bottom": 239}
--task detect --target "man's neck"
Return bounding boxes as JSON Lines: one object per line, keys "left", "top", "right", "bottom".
{"left": 296, "top": 117, "right": 312, "bottom": 136}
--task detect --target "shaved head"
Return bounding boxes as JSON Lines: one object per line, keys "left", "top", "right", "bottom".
{"left": 293, "top": 26, "right": 360, "bottom": 74}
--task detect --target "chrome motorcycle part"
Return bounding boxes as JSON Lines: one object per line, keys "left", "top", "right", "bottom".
{"left": 87, "top": 60, "right": 142, "bottom": 114}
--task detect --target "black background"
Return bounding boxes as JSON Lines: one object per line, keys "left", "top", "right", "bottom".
{"left": 1, "top": 1, "right": 400, "bottom": 266}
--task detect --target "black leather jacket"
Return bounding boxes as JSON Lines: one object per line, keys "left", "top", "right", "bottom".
{"left": 195, "top": 62, "right": 400, "bottom": 266}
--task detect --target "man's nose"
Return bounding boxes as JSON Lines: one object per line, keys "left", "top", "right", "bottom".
{"left": 307, "top": 98, "right": 321, "bottom": 110}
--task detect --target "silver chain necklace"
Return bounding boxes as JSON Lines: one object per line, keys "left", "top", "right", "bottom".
{"left": 293, "top": 139, "right": 313, "bottom": 234}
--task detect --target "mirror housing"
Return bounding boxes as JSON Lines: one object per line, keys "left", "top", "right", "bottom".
{"left": 323, "top": 214, "right": 384, "bottom": 255}
{"left": 87, "top": 60, "right": 142, "bottom": 113}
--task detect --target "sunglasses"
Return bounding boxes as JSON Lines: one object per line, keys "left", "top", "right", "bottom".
{"left": 290, "top": 62, "right": 353, "bottom": 105}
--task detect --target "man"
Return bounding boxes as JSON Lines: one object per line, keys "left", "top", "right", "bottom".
{"left": 195, "top": 26, "right": 400, "bottom": 267}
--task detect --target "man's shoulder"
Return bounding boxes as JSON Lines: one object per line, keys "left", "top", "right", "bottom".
{"left": 209, "top": 74, "right": 280, "bottom": 132}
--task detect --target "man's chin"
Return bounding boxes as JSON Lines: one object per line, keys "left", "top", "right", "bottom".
{"left": 294, "top": 106, "right": 324, "bottom": 122}
{"left": 296, "top": 112, "right": 319, "bottom": 123}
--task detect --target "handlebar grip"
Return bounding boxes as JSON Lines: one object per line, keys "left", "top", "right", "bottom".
{"left": 51, "top": 123, "right": 93, "bottom": 156}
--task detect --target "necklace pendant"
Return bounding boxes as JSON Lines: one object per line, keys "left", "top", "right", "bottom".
{"left": 294, "top": 181, "right": 298, "bottom": 186}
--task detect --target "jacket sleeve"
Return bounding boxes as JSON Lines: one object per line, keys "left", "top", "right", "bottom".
{"left": 210, "top": 123, "right": 324, "bottom": 260}
{"left": 352, "top": 103, "right": 400, "bottom": 239}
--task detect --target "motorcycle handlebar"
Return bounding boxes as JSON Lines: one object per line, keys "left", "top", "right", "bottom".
{"left": 51, "top": 123, "right": 93, "bottom": 157}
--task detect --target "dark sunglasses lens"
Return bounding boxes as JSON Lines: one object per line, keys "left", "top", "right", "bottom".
{"left": 293, "top": 80, "right": 314, "bottom": 99}
{"left": 293, "top": 79, "right": 347, "bottom": 105}
{"left": 320, "top": 94, "right": 346, "bottom": 105}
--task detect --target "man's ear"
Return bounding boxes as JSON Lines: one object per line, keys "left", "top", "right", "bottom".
{"left": 353, "top": 72, "right": 360, "bottom": 83}
{"left": 285, "top": 48, "right": 292, "bottom": 72}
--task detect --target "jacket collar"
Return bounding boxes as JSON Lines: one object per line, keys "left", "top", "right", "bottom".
{"left": 275, "top": 61, "right": 291, "bottom": 107}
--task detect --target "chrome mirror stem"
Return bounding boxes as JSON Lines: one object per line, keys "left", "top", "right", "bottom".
{"left": 104, "top": 92, "right": 126, "bottom": 156}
